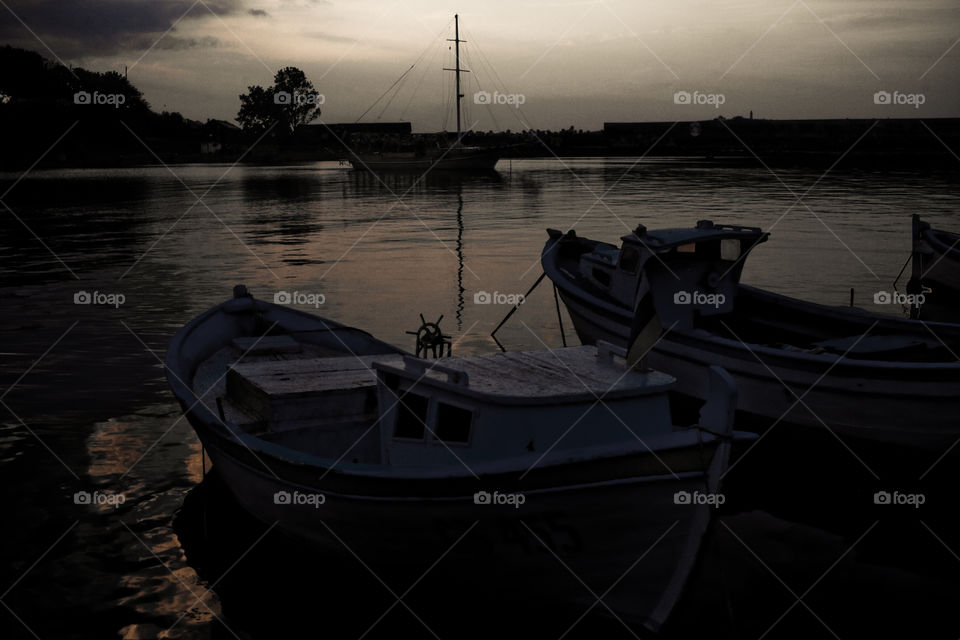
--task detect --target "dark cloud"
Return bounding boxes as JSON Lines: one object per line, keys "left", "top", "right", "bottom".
{"left": 248, "top": 8, "right": 269, "bottom": 17}
{"left": 154, "top": 35, "right": 221, "bottom": 51}
{"left": 0, "top": 0, "right": 242, "bottom": 58}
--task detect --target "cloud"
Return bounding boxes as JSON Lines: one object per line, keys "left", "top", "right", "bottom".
{"left": 304, "top": 30, "right": 355, "bottom": 44}
{"left": 154, "top": 35, "right": 221, "bottom": 51}
{"left": 0, "top": 0, "right": 242, "bottom": 57}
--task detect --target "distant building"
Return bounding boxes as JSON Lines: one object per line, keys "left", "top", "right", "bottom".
{"left": 200, "top": 119, "right": 242, "bottom": 154}
{"left": 296, "top": 122, "right": 414, "bottom": 152}
{"left": 297, "top": 122, "right": 411, "bottom": 141}
{"left": 602, "top": 118, "right": 960, "bottom": 163}
{"left": 333, "top": 122, "right": 412, "bottom": 135}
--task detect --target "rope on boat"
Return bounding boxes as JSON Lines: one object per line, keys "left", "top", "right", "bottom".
{"left": 553, "top": 283, "right": 568, "bottom": 347}
{"left": 892, "top": 249, "right": 928, "bottom": 319}
{"left": 491, "top": 272, "right": 567, "bottom": 352}
{"left": 892, "top": 250, "right": 913, "bottom": 293}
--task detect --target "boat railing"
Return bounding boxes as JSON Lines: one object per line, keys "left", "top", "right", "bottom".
{"left": 694, "top": 219, "right": 764, "bottom": 235}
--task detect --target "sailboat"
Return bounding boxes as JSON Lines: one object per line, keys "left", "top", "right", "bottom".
{"left": 348, "top": 15, "right": 502, "bottom": 172}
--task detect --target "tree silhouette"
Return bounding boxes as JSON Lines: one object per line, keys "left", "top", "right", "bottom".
{"left": 237, "top": 66, "right": 321, "bottom": 137}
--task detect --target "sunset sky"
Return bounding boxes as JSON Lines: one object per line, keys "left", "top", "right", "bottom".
{"left": 1, "top": 0, "right": 957, "bottom": 130}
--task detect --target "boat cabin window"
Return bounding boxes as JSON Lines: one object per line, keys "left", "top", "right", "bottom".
{"left": 435, "top": 402, "right": 473, "bottom": 444}
{"left": 394, "top": 391, "right": 429, "bottom": 440}
{"left": 720, "top": 239, "right": 740, "bottom": 261}
{"left": 674, "top": 239, "right": 741, "bottom": 261}
{"left": 619, "top": 246, "right": 641, "bottom": 273}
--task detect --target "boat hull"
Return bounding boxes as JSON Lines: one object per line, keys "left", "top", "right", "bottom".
{"left": 166, "top": 294, "right": 734, "bottom": 632}
{"left": 200, "top": 434, "right": 721, "bottom": 631}
{"left": 350, "top": 149, "right": 500, "bottom": 172}
{"left": 922, "top": 230, "right": 960, "bottom": 296}
{"left": 549, "top": 263, "right": 960, "bottom": 450}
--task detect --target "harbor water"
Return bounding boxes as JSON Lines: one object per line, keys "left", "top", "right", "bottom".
{"left": 1, "top": 158, "right": 958, "bottom": 639}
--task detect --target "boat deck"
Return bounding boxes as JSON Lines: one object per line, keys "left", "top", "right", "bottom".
{"left": 378, "top": 346, "right": 675, "bottom": 402}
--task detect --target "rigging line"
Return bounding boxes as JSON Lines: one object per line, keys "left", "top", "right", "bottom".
{"left": 441, "top": 42, "right": 452, "bottom": 131}
{"left": 466, "top": 28, "right": 511, "bottom": 99}
{"left": 355, "top": 17, "right": 455, "bottom": 123}
{"left": 399, "top": 38, "right": 444, "bottom": 119}
{"left": 468, "top": 27, "right": 535, "bottom": 130}
{"left": 376, "top": 68, "right": 413, "bottom": 119}
{"left": 461, "top": 35, "right": 501, "bottom": 131}
{"left": 375, "top": 34, "right": 442, "bottom": 121}
{"left": 397, "top": 41, "right": 435, "bottom": 119}
{"left": 355, "top": 64, "right": 414, "bottom": 123}
{"left": 460, "top": 44, "right": 472, "bottom": 122}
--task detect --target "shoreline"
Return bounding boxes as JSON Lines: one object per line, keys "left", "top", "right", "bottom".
{"left": 4, "top": 117, "right": 958, "bottom": 172}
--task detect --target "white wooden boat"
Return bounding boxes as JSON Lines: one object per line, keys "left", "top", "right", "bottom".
{"left": 543, "top": 221, "right": 960, "bottom": 449}
{"left": 166, "top": 285, "right": 749, "bottom": 632}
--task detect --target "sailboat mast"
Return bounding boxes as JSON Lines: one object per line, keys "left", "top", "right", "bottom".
{"left": 454, "top": 14, "right": 462, "bottom": 142}
{"left": 444, "top": 14, "right": 467, "bottom": 145}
